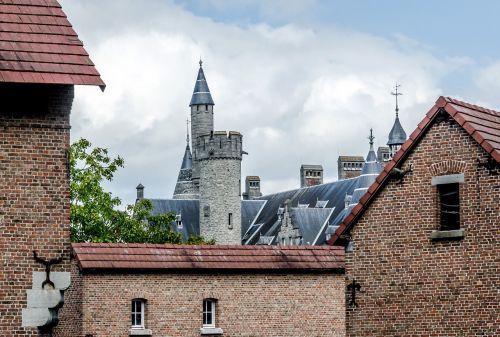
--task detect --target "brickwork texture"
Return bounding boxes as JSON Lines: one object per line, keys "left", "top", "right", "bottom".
{"left": 345, "top": 118, "right": 499, "bottom": 336}
{"left": 0, "top": 83, "right": 73, "bottom": 336}
{"left": 68, "top": 268, "right": 346, "bottom": 337}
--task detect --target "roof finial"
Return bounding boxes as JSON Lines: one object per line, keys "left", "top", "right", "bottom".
{"left": 186, "top": 118, "right": 190, "bottom": 145}
{"left": 391, "top": 83, "right": 402, "bottom": 117}
{"left": 199, "top": 57, "right": 203, "bottom": 68}
{"left": 368, "top": 128, "right": 375, "bottom": 147}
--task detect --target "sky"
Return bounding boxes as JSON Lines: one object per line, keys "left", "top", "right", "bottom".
{"left": 60, "top": 0, "right": 500, "bottom": 207}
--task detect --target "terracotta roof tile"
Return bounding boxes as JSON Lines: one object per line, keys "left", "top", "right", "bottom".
{"left": 0, "top": 0, "right": 104, "bottom": 89}
{"left": 328, "top": 96, "right": 500, "bottom": 245}
{"left": 72, "top": 243, "right": 345, "bottom": 272}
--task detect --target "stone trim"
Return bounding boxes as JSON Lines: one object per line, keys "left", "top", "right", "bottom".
{"left": 430, "top": 229, "right": 465, "bottom": 241}
{"left": 201, "top": 327, "right": 223, "bottom": 335}
{"left": 129, "top": 328, "right": 152, "bottom": 336}
{"left": 431, "top": 173, "right": 464, "bottom": 185}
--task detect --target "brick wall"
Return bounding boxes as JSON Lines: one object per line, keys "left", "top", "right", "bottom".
{"left": 345, "top": 118, "right": 499, "bottom": 336}
{"left": 70, "top": 269, "right": 345, "bottom": 337}
{"left": 0, "top": 83, "right": 73, "bottom": 336}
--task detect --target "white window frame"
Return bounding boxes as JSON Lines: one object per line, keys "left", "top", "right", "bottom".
{"left": 131, "top": 299, "right": 145, "bottom": 329}
{"left": 203, "top": 299, "right": 216, "bottom": 328}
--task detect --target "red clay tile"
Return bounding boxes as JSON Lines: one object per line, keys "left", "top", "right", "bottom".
{"left": 358, "top": 192, "right": 371, "bottom": 206}
{"left": 435, "top": 96, "right": 448, "bottom": 108}
{"left": 0, "top": 0, "right": 104, "bottom": 88}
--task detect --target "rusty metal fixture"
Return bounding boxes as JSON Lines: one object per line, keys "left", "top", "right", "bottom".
{"left": 33, "top": 251, "right": 63, "bottom": 289}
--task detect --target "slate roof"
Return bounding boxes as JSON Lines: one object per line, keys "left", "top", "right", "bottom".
{"left": 72, "top": 243, "right": 345, "bottom": 271}
{"left": 189, "top": 63, "right": 214, "bottom": 106}
{"left": 328, "top": 96, "right": 500, "bottom": 245}
{"left": 292, "top": 207, "right": 335, "bottom": 245}
{"left": 387, "top": 114, "right": 407, "bottom": 145}
{"left": 0, "top": 0, "right": 105, "bottom": 89}
{"left": 244, "top": 177, "right": 359, "bottom": 245}
{"left": 150, "top": 199, "right": 199, "bottom": 240}
{"left": 180, "top": 144, "right": 192, "bottom": 170}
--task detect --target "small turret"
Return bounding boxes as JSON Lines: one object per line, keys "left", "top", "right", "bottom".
{"left": 243, "top": 176, "right": 262, "bottom": 200}
{"left": 387, "top": 84, "right": 407, "bottom": 158}
{"left": 190, "top": 60, "right": 215, "bottom": 188}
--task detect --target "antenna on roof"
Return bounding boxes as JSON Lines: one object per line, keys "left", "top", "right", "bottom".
{"left": 368, "top": 128, "right": 375, "bottom": 147}
{"left": 391, "top": 83, "right": 402, "bottom": 117}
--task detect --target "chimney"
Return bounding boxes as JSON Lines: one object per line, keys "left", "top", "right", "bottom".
{"left": 300, "top": 165, "right": 323, "bottom": 188}
{"left": 136, "top": 183, "right": 144, "bottom": 201}
{"left": 242, "top": 176, "right": 262, "bottom": 200}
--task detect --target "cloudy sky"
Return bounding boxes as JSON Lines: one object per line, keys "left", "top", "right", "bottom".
{"left": 60, "top": 0, "right": 500, "bottom": 206}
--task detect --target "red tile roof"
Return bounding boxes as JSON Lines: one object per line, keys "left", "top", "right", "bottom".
{"left": 328, "top": 96, "right": 500, "bottom": 245}
{"left": 73, "top": 243, "right": 345, "bottom": 272}
{"left": 0, "top": 0, "right": 105, "bottom": 89}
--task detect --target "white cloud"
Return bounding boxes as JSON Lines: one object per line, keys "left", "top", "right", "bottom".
{"left": 61, "top": 0, "right": 472, "bottom": 205}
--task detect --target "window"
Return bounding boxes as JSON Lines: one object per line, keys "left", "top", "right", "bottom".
{"left": 131, "top": 299, "right": 145, "bottom": 329}
{"left": 203, "top": 299, "right": 216, "bottom": 328}
{"left": 228, "top": 213, "right": 233, "bottom": 229}
{"left": 438, "top": 183, "right": 460, "bottom": 230}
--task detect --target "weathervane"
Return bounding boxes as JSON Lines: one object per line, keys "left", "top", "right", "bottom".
{"left": 391, "top": 83, "right": 402, "bottom": 117}
{"left": 199, "top": 57, "right": 203, "bottom": 67}
{"left": 368, "top": 128, "right": 375, "bottom": 147}
{"left": 186, "top": 118, "right": 191, "bottom": 145}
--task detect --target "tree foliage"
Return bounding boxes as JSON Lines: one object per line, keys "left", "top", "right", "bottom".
{"left": 70, "top": 138, "right": 213, "bottom": 244}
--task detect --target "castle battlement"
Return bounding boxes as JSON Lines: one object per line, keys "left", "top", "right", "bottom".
{"left": 195, "top": 130, "right": 243, "bottom": 160}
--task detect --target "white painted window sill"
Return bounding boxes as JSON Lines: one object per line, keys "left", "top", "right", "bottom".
{"left": 129, "top": 328, "right": 152, "bottom": 336}
{"left": 200, "top": 327, "right": 223, "bottom": 335}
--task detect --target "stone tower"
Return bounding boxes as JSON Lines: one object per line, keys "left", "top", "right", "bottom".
{"left": 196, "top": 131, "right": 243, "bottom": 244}
{"left": 190, "top": 60, "right": 215, "bottom": 189}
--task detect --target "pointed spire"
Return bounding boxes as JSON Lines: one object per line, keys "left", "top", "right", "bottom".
{"left": 368, "top": 128, "right": 375, "bottom": 148}
{"left": 189, "top": 60, "right": 215, "bottom": 106}
{"left": 388, "top": 83, "right": 407, "bottom": 146}
{"left": 365, "top": 129, "right": 378, "bottom": 163}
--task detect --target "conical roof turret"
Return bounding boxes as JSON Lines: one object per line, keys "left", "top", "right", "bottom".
{"left": 189, "top": 60, "right": 215, "bottom": 106}
{"left": 387, "top": 115, "right": 407, "bottom": 146}
{"left": 388, "top": 83, "right": 407, "bottom": 146}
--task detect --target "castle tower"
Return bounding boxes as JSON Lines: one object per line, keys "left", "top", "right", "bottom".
{"left": 173, "top": 122, "right": 198, "bottom": 199}
{"left": 197, "top": 131, "right": 243, "bottom": 244}
{"left": 190, "top": 60, "right": 215, "bottom": 189}
{"left": 387, "top": 84, "right": 407, "bottom": 158}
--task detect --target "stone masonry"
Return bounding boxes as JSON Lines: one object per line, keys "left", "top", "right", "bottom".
{"left": 198, "top": 131, "right": 243, "bottom": 244}
{"left": 0, "top": 83, "right": 73, "bottom": 337}
{"left": 343, "top": 118, "right": 499, "bottom": 336}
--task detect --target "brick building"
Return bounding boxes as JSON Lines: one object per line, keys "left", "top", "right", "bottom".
{"left": 64, "top": 244, "right": 346, "bottom": 337}
{"left": 329, "top": 97, "right": 500, "bottom": 336}
{"left": 0, "top": 1, "right": 104, "bottom": 335}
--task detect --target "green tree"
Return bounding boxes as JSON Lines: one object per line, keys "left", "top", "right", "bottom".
{"left": 69, "top": 138, "right": 212, "bottom": 244}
